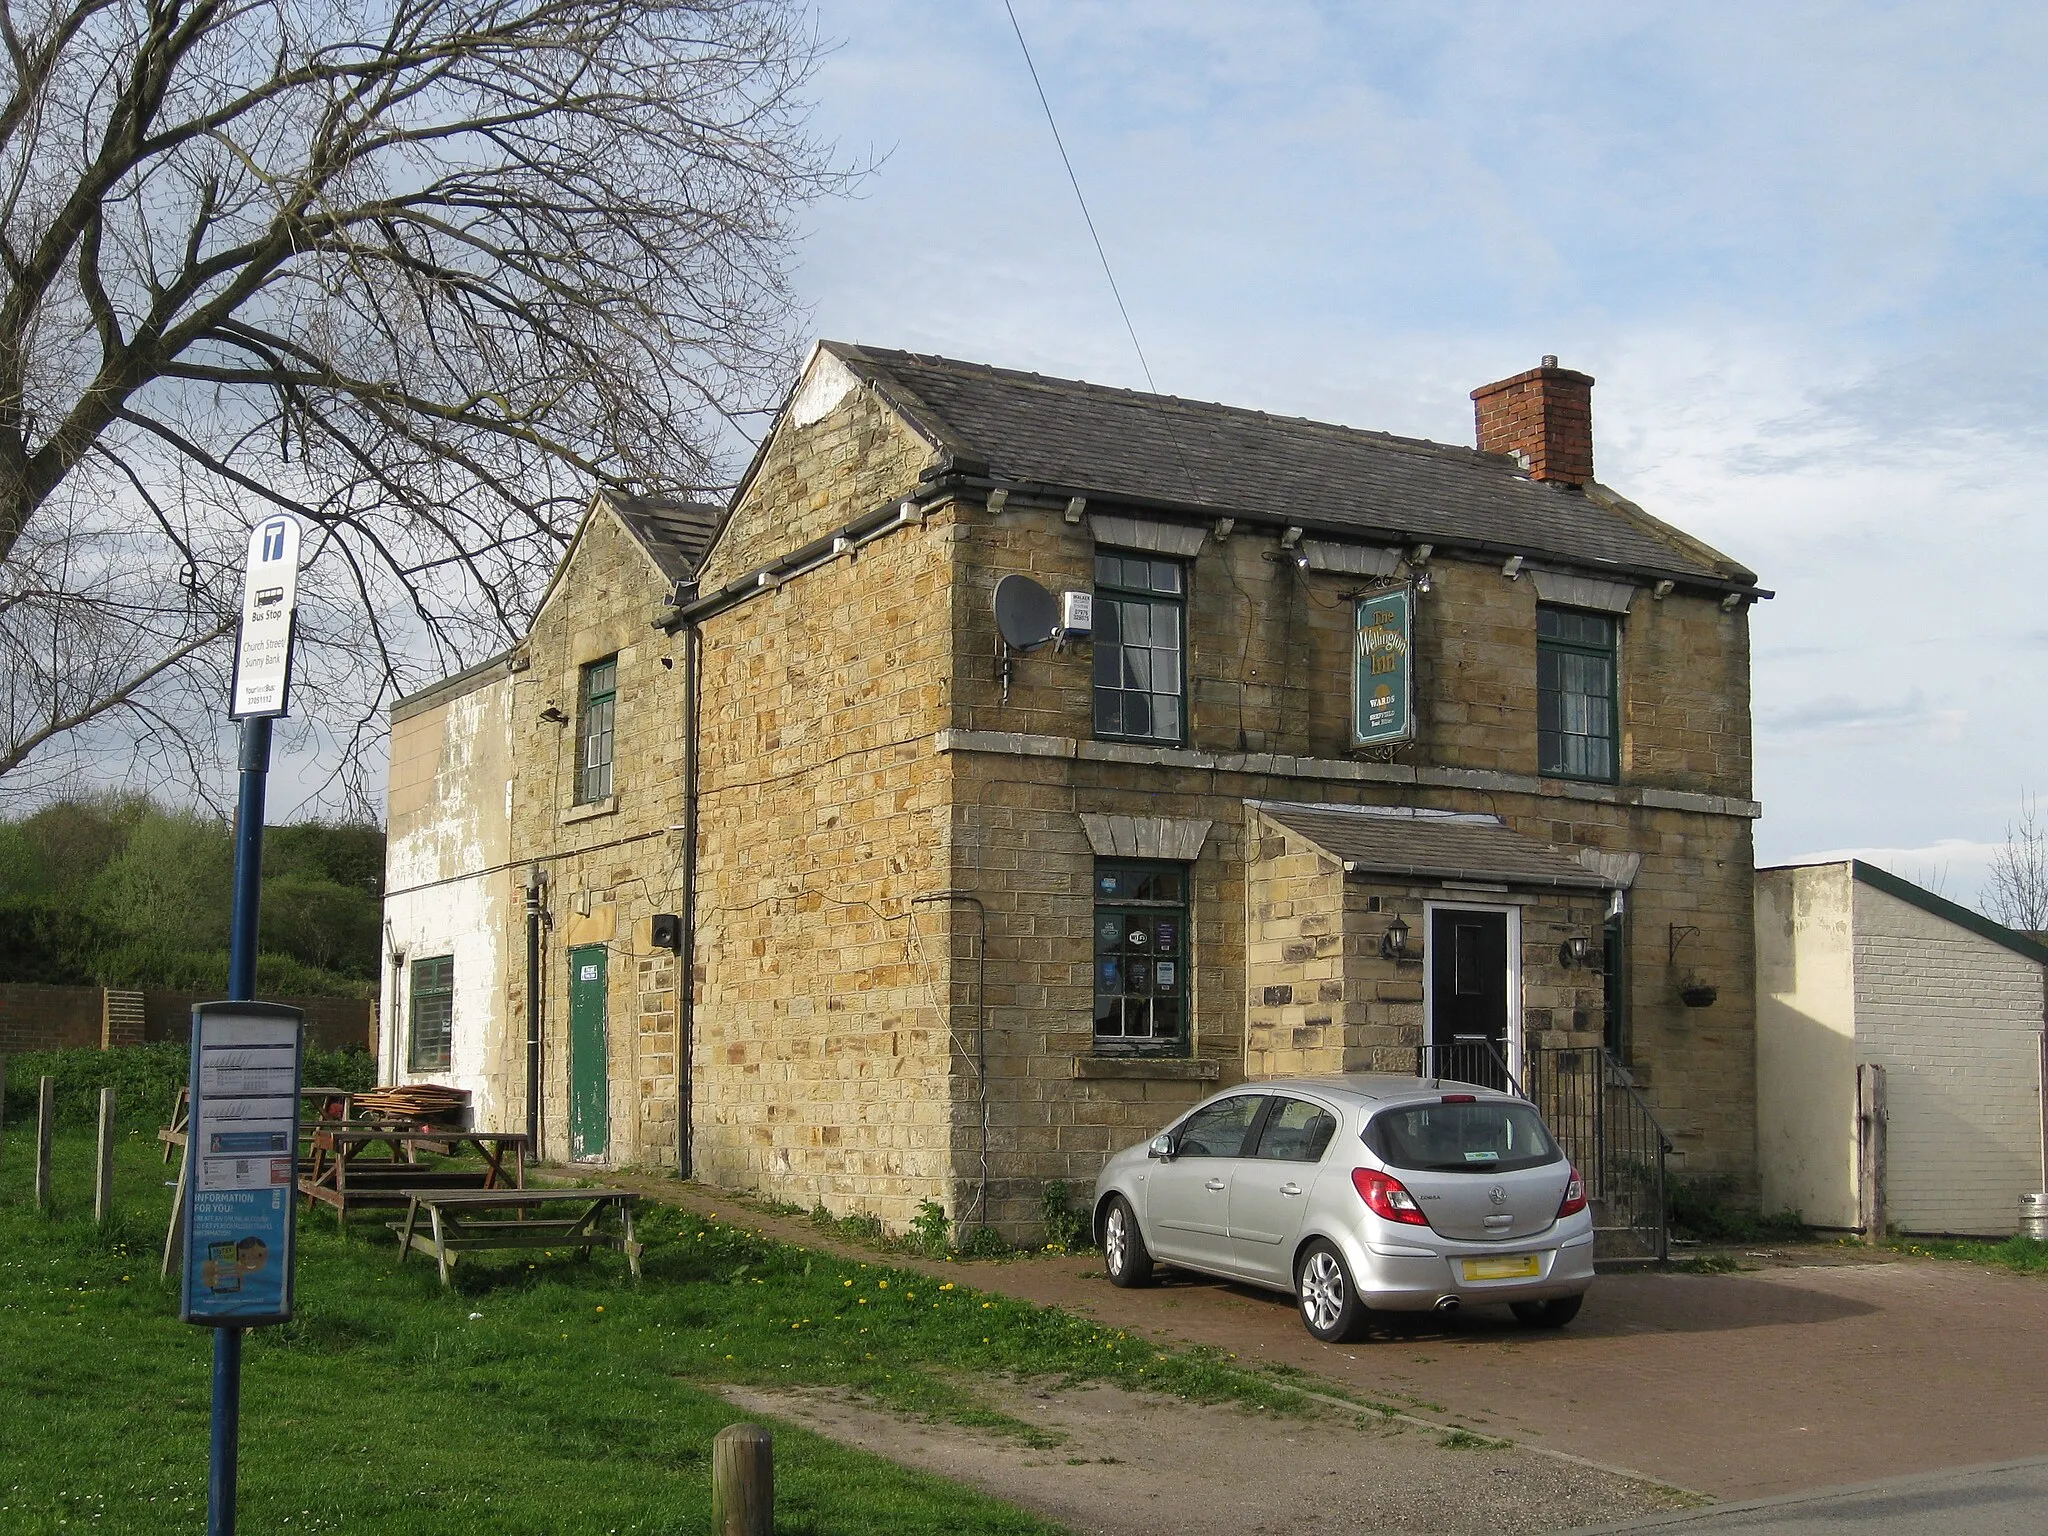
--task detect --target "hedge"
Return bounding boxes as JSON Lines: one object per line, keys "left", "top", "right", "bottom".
{"left": 1, "top": 1041, "right": 378, "bottom": 1130}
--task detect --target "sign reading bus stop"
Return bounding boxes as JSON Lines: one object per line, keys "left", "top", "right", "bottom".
{"left": 181, "top": 1002, "right": 305, "bottom": 1327}
{"left": 230, "top": 515, "right": 302, "bottom": 720}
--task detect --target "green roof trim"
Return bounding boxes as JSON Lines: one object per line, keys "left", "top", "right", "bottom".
{"left": 1850, "top": 860, "right": 2048, "bottom": 967}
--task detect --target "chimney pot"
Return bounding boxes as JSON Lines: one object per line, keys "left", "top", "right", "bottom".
{"left": 1470, "top": 357, "right": 1595, "bottom": 487}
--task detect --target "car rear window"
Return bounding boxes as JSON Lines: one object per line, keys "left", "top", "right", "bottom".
{"left": 1363, "top": 1101, "right": 1562, "bottom": 1173}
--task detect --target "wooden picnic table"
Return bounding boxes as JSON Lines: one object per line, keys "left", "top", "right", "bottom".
{"left": 392, "top": 1188, "right": 643, "bottom": 1287}
{"left": 301, "top": 1127, "right": 530, "bottom": 1226}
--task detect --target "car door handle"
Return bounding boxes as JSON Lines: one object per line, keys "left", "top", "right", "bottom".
{"left": 1280, "top": 1183, "right": 1303, "bottom": 1196}
{"left": 1205, "top": 1178, "right": 1227, "bottom": 1192}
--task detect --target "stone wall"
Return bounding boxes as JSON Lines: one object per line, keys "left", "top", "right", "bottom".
{"left": 504, "top": 504, "right": 692, "bottom": 1168}
{"left": 687, "top": 462, "right": 959, "bottom": 1225}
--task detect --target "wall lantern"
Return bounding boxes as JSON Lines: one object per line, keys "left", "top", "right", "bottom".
{"left": 1380, "top": 915, "right": 1409, "bottom": 961}
{"left": 1558, "top": 934, "right": 1598, "bottom": 970}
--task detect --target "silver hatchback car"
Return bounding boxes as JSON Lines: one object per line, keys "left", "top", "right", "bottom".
{"left": 1091, "top": 1074, "right": 1594, "bottom": 1341}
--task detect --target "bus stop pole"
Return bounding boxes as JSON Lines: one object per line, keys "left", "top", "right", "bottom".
{"left": 209, "top": 713, "right": 271, "bottom": 1536}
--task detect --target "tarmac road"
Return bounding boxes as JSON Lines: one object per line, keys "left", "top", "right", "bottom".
{"left": 1575, "top": 1456, "right": 2048, "bottom": 1534}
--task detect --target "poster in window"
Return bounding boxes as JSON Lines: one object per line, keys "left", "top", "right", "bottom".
{"left": 1353, "top": 587, "right": 1414, "bottom": 746}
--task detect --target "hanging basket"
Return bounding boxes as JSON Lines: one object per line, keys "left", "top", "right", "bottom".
{"left": 1679, "top": 983, "right": 1718, "bottom": 1009}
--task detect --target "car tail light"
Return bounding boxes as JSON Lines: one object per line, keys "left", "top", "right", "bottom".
{"left": 1440, "top": 1093, "right": 1476, "bottom": 1103}
{"left": 1352, "top": 1167, "right": 1430, "bottom": 1226}
{"left": 1558, "top": 1164, "right": 1587, "bottom": 1218}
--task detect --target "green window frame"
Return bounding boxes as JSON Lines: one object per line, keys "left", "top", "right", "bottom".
{"left": 1093, "top": 554, "right": 1186, "bottom": 744}
{"left": 1537, "top": 606, "right": 1618, "bottom": 782}
{"left": 1093, "top": 860, "right": 1190, "bottom": 1056}
{"left": 577, "top": 656, "right": 617, "bottom": 803}
{"left": 408, "top": 954, "right": 454, "bottom": 1072}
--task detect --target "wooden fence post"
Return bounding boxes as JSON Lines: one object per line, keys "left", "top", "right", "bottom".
{"left": 1858, "top": 1063, "right": 1888, "bottom": 1244}
{"left": 95, "top": 1088, "right": 117, "bottom": 1225}
{"left": 34, "top": 1074, "right": 54, "bottom": 1211}
{"left": 0, "top": 1054, "right": 8, "bottom": 1166}
{"left": 710, "top": 1423, "right": 773, "bottom": 1536}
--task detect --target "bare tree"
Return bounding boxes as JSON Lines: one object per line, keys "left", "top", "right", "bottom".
{"left": 0, "top": 0, "right": 849, "bottom": 807}
{"left": 1986, "top": 790, "right": 2048, "bottom": 937}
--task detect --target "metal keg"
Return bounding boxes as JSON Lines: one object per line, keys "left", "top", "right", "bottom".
{"left": 2021, "top": 1192, "right": 2048, "bottom": 1241}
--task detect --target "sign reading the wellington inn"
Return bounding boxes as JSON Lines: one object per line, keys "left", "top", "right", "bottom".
{"left": 1353, "top": 587, "right": 1414, "bottom": 746}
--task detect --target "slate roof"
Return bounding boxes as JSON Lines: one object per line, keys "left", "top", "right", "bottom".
{"left": 606, "top": 492, "right": 721, "bottom": 581}
{"left": 823, "top": 343, "right": 1757, "bottom": 588}
{"left": 1253, "top": 801, "right": 1610, "bottom": 890}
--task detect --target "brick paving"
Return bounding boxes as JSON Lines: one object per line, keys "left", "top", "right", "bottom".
{"left": 608, "top": 1177, "right": 2048, "bottom": 1501}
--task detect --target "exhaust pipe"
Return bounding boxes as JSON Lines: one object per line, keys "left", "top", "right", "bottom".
{"left": 1434, "top": 1296, "right": 1461, "bottom": 1313}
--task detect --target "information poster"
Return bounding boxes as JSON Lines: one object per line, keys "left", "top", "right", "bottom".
{"left": 1353, "top": 587, "right": 1414, "bottom": 745}
{"left": 181, "top": 1003, "right": 304, "bottom": 1327}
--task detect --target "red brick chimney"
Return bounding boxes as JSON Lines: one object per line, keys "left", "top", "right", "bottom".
{"left": 1470, "top": 356, "right": 1594, "bottom": 486}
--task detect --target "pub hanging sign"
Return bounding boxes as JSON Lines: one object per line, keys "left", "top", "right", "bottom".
{"left": 1353, "top": 587, "right": 1414, "bottom": 746}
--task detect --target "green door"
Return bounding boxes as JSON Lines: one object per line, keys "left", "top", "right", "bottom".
{"left": 568, "top": 945, "right": 610, "bottom": 1160}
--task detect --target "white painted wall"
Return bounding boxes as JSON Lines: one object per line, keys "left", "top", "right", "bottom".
{"left": 381, "top": 673, "right": 518, "bottom": 1127}
{"left": 1755, "top": 864, "right": 1859, "bottom": 1227}
{"left": 1852, "top": 880, "right": 2045, "bottom": 1236}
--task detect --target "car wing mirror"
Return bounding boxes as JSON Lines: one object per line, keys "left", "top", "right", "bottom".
{"left": 1148, "top": 1133, "right": 1176, "bottom": 1160}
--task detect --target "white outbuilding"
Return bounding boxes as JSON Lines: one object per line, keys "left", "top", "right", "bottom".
{"left": 1755, "top": 860, "right": 2047, "bottom": 1236}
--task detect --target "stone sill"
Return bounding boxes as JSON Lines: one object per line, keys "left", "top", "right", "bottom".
{"left": 1073, "top": 1056, "right": 1221, "bottom": 1082}
{"left": 563, "top": 796, "right": 618, "bottom": 825}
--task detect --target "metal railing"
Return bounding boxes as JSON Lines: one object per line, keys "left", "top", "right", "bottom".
{"left": 1522, "top": 1046, "right": 1671, "bottom": 1264}
{"left": 1410, "top": 1036, "right": 1520, "bottom": 1094}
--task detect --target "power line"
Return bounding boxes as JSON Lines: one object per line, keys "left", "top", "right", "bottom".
{"left": 1001, "top": 1, "right": 1203, "bottom": 503}
{"left": 1002, "top": 0, "right": 1161, "bottom": 398}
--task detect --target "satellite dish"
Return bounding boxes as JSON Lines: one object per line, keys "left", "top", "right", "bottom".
{"left": 993, "top": 573, "right": 1060, "bottom": 651}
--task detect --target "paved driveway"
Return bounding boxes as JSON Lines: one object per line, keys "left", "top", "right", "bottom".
{"left": 622, "top": 1180, "right": 2048, "bottom": 1503}
{"left": 956, "top": 1249, "right": 2048, "bottom": 1500}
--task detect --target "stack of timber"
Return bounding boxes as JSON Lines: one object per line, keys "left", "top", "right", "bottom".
{"left": 353, "top": 1084, "right": 471, "bottom": 1128}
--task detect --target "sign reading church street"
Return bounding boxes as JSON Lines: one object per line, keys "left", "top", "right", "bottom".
{"left": 1353, "top": 587, "right": 1414, "bottom": 745}
{"left": 230, "top": 514, "right": 302, "bottom": 719}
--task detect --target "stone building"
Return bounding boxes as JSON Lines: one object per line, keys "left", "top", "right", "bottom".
{"left": 381, "top": 344, "right": 1767, "bottom": 1237}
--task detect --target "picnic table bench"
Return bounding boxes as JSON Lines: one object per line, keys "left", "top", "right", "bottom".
{"left": 302, "top": 1127, "right": 529, "bottom": 1226}
{"left": 391, "top": 1188, "right": 643, "bottom": 1287}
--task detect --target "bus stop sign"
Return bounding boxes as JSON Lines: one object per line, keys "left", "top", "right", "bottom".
{"left": 180, "top": 1002, "right": 304, "bottom": 1327}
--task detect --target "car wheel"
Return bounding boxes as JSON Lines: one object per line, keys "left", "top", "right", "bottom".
{"left": 1510, "top": 1295, "right": 1584, "bottom": 1329}
{"left": 1295, "top": 1239, "right": 1368, "bottom": 1343}
{"left": 1102, "top": 1195, "right": 1154, "bottom": 1288}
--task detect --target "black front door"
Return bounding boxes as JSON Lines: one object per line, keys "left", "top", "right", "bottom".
{"left": 1429, "top": 908, "right": 1510, "bottom": 1089}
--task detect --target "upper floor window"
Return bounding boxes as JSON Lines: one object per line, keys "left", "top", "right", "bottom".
{"left": 1537, "top": 607, "right": 1617, "bottom": 781}
{"left": 1094, "top": 860, "right": 1189, "bottom": 1056}
{"left": 578, "top": 657, "right": 617, "bottom": 802}
{"left": 1093, "top": 554, "right": 1185, "bottom": 744}
{"left": 409, "top": 954, "right": 454, "bottom": 1072}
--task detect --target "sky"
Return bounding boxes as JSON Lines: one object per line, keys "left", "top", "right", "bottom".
{"left": 778, "top": 0, "right": 2048, "bottom": 907}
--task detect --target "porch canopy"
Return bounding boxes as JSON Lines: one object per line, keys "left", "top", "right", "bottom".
{"left": 1248, "top": 801, "right": 1614, "bottom": 890}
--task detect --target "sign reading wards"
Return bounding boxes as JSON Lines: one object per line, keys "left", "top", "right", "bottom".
{"left": 1353, "top": 587, "right": 1414, "bottom": 746}
{"left": 230, "top": 515, "right": 302, "bottom": 719}
{"left": 181, "top": 1002, "right": 304, "bottom": 1327}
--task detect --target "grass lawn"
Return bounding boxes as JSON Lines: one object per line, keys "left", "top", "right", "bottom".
{"left": 1886, "top": 1233, "right": 2048, "bottom": 1274}
{"left": 0, "top": 1127, "right": 1305, "bottom": 1533}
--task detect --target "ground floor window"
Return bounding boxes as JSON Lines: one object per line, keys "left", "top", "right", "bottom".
{"left": 409, "top": 954, "right": 454, "bottom": 1072}
{"left": 1093, "top": 860, "right": 1189, "bottom": 1055}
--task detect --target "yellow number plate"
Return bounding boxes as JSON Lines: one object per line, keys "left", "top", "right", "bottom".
{"left": 1462, "top": 1254, "right": 1541, "bottom": 1282}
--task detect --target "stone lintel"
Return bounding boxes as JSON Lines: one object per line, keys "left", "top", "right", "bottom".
{"left": 1527, "top": 568, "right": 1636, "bottom": 614}
{"left": 1078, "top": 813, "right": 1213, "bottom": 862}
{"left": 1087, "top": 513, "right": 1207, "bottom": 558}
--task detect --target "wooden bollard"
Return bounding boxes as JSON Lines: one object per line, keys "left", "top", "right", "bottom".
{"left": 34, "top": 1075, "right": 55, "bottom": 1211}
{"left": 95, "top": 1088, "right": 117, "bottom": 1225}
{"left": 710, "top": 1423, "right": 773, "bottom": 1536}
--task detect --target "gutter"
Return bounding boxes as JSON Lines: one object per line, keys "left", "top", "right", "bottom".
{"left": 661, "top": 486, "right": 945, "bottom": 628}
{"left": 936, "top": 469, "right": 1774, "bottom": 603}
